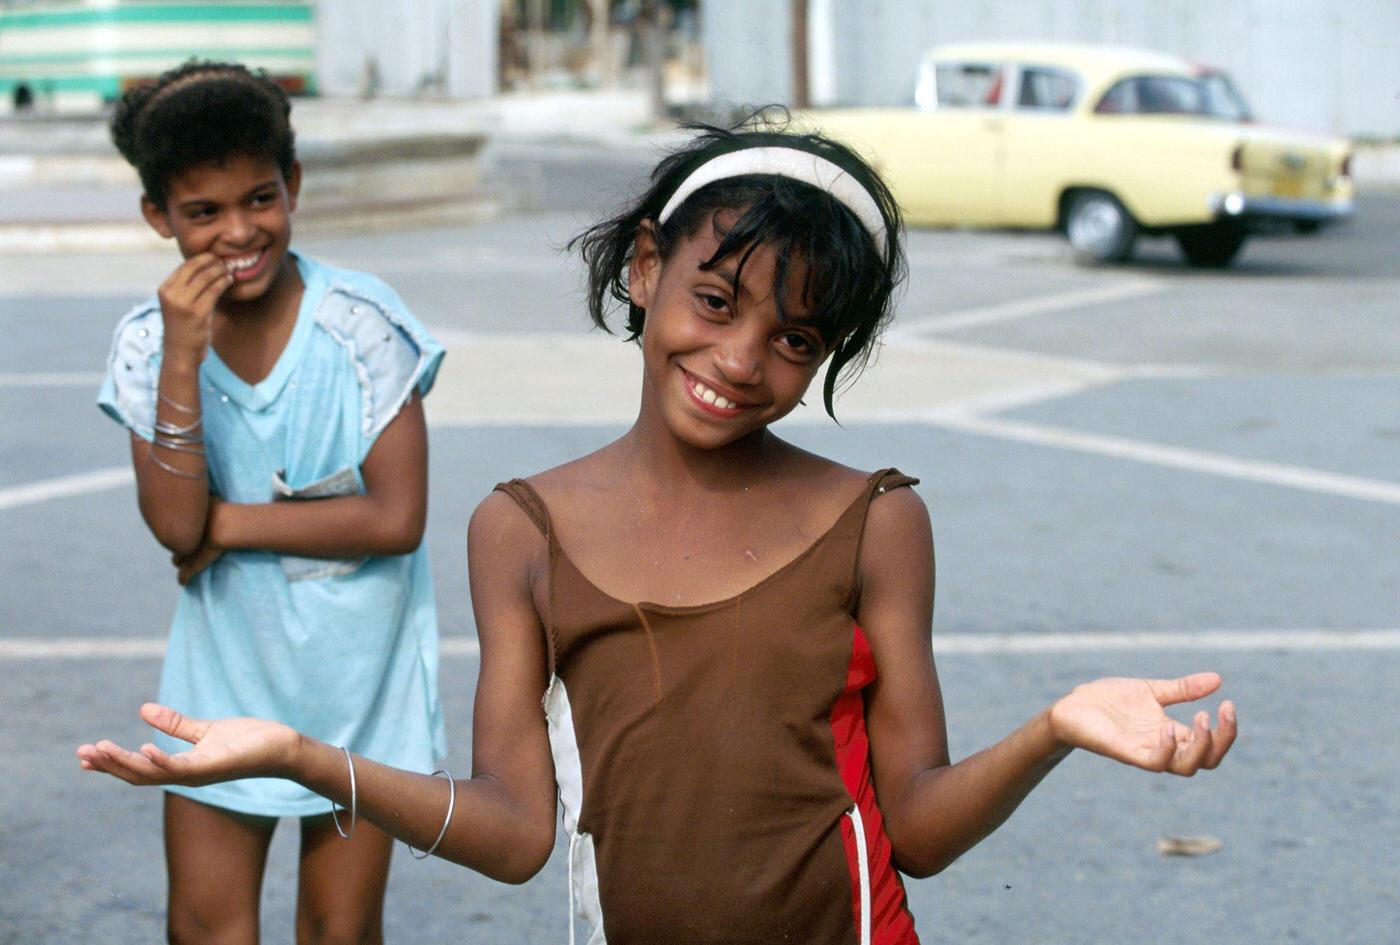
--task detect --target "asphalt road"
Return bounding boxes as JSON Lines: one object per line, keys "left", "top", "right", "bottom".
{"left": 1, "top": 151, "right": 1397, "bottom": 944}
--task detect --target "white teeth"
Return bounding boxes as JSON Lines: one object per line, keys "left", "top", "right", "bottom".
{"left": 690, "top": 377, "right": 740, "bottom": 410}
{"left": 226, "top": 252, "right": 260, "bottom": 272}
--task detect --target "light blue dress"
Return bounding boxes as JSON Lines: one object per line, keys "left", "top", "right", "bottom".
{"left": 98, "top": 254, "right": 447, "bottom": 817}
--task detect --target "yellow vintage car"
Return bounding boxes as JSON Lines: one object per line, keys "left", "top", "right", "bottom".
{"left": 805, "top": 42, "right": 1354, "bottom": 266}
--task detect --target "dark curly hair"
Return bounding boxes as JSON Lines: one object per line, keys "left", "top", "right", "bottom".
{"left": 569, "top": 113, "right": 906, "bottom": 417}
{"left": 110, "top": 60, "right": 296, "bottom": 207}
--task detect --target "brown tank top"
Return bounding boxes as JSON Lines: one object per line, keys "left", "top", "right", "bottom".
{"left": 495, "top": 468, "right": 921, "bottom": 945}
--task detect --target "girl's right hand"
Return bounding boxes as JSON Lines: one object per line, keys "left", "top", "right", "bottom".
{"left": 76, "top": 703, "right": 301, "bottom": 788}
{"left": 158, "top": 254, "right": 234, "bottom": 360}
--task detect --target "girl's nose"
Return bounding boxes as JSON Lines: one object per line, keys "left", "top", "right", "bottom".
{"left": 714, "top": 329, "right": 765, "bottom": 387}
{"left": 223, "top": 210, "right": 256, "bottom": 246}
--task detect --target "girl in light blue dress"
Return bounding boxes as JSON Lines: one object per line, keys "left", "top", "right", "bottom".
{"left": 96, "top": 60, "right": 444, "bottom": 945}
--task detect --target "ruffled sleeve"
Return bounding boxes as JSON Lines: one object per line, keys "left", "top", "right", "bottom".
{"left": 313, "top": 274, "right": 445, "bottom": 462}
{"left": 96, "top": 301, "right": 163, "bottom": 442}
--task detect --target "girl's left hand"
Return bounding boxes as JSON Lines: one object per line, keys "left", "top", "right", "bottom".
{"left": 76, "top": 703, "right": 300, "bottom": 787}
{"left": 173, "top": 540, "right": 222, "bottom": 585}
{"left": 1047, "top": 673, "right": 1236, "bottom": 776}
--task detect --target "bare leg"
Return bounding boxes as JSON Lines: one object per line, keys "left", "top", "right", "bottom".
{"left": 294, "top": 814, "right": 394, "bottom": 945}
{"left": 164, "top": 792, "right": 277, "bottom": 945}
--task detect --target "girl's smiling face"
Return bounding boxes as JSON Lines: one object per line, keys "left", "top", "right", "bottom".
{"left": 630, "top": 214, "right": 830, "bottom": 450}
{"left": 141, "top": 153, "right": 300, "bottom": 306}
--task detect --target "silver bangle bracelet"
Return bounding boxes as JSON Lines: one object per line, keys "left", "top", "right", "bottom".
{"left": 158, "top": 390, "right": 200, "bottom": 415}
{"left": 331, "top": 746, "right": 357, "bottom": 840}
{"left": 408, "top": 768, "right": 455, "bottom": 860}
{"left": 146, "top": 446, "right": 206, "bottom": 480}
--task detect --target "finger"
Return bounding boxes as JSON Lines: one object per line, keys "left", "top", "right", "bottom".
{"left": 175, "top": 253, "right": 230, "bottom": 289}
{"left": 92, "top": 741, "right": 167, "bottom": 785}
{"left": 139, "top": 703, "right": 209, "bottom": 744}
{"left": 188, "top": 266, "right": 236, "bottom": 310}
{"left": 1146, "top": 672, "right": 1222, "bottom": 707}
{"left": 177, "top": 564, "right": 193, "bottom": 586}
{"left": 1168, "top": 711, "right": 1214, "bottom": 776}
{"left": 139, "top": 742, "right": 197, "bottom": 776}
{"left": 1202, "top": 701, "right": 1238, "bottom": 769}
{"left": 1135, "top": 720, "right": 1177, "bottom": 772}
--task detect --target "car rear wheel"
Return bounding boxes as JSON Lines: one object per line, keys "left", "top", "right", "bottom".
{"left": 1176, "top": 225, "right": 1247, "bottom": 268}
{"left": 1065, "top": 191, "right": 1138, "bottom": 264}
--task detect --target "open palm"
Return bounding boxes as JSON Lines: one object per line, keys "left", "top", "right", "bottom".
{"left": 1048, "top": 673, "right": 1236, "bottom": 776}
{"left": 77, "top": 703, "right": 300, "bottom": 787}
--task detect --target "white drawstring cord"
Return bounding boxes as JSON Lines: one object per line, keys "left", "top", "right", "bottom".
{"left": 847, "top": 806, "right": 871, "bottom": 945}
{"left": 567, "top": 830, "right": 579, "bottom": 945}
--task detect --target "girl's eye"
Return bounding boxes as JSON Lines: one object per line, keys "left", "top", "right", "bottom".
{"left": 777, "top": 332, "right": 821, "bottom": 362}
{"left": 251, "top": 192, "right": 276, "bottom": 207}
{"left": 186, "top": 207, "right": 216, "bottom": 221}
{"left": 696, "top": 292, "right": 730, "bottom": 315}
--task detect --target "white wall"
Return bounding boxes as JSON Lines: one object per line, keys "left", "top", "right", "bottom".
{"left": 703, "top": 0, "right": 1400, "bottom": 137}
{"left": 315, "top": 0, "right": 498, "bottom": 99}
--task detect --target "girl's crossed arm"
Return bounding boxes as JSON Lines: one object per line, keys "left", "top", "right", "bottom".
{"left": 175, "top": 393, "right": 430, "bottom": 584}
{"left": 855, "top": 487, "right": 1237, "bottom": 878}
{"left": 79, "top": 490, "right": 559, "bottom": 882}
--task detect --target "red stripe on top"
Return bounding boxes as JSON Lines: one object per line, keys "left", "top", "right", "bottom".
{"left": 830, "top": 623, "right": 921, "bottom": 945}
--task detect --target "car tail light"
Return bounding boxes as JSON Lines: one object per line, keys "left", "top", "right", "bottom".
{"left": 1341, "top": 153, "right": 1353, "bottom": 177}
{"left": 1230, "top": 145, "right": 1244, "bottom": 172}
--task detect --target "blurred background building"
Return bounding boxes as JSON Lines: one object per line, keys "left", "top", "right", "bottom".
{"left": 1, "top": 0, "right": 1396, "bottom": 138}
{"left": 706, "top": 0, "right": 1400, "bottom": 138}
{"left": 0, "top": 0, "right": 701, "bottom": 112}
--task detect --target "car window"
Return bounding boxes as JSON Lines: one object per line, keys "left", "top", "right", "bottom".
{"left": 917, "top": 61, "right": 1005, "bottom": 109}
{"left": 1094, "top": 74, "right": 1250, "bottom": 119}
{"left": 1017, "top": 68, "right": 1078, "bottom": 110}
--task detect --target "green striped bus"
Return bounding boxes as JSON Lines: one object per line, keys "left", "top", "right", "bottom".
{"left": 0, "top": 0, "right": 316, "bottom": 114}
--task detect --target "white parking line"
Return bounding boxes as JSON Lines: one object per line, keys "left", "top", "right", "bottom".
{"left": 894, "top": 279, "right": 1167, "bottom": 336}
{"left": 930, "top": 414, "right": 1400, "bottom": 506}
{"left": 4, "top": 630, "right": 1397, "bottom": 661}
{"left": 0, "top": 371, "right": 106, "bottom": 387}
{"left": 0, "top": 466, "right": 133, "bottom": 511}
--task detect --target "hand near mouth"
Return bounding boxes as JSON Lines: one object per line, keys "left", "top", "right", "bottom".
{"left": 158, "top": 252, "right": 235, "bottom": 362}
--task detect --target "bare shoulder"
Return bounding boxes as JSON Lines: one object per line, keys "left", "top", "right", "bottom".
{"left": 468, "top": 489, "right": 547, "bottom": 573}
{"left": 770, "top": 440, "right": 874, "bottom": 506}
{"left": 517, "top": 442, "right": 627, "bottom": 515}
{"left": 865, "top": 480, "right": 931, "bottom": 547}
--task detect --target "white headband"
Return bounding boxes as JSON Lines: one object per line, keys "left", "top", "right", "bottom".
{"left": 655, "top": 146, "right": 889, "bottom": 259}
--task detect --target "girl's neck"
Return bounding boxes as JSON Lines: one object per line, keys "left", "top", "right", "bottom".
{"left": 210, "top": 254, "right": 305, "bottom": 385}
{"left": 618, "top": 411, "right": 782, "bottom": 498}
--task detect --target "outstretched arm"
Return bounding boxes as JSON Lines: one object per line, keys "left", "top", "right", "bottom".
{"left": 80, "top": 491, "right": 559, "bottom": 883}
{"left": 856, "top": 487, "right": 1237, "bottom": 878}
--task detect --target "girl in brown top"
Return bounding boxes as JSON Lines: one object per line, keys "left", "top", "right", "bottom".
{"left": 80, "top": 120, "right": 1237, "bottom": 945}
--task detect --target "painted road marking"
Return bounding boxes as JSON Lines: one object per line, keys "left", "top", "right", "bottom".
{"left": 0, "top": 371, "right": 106, "bottom": 387}
{"left": 0, "top": 466, "right": 132, "bottom": 511}
{"left": 930, "top": 413, "right": 1400, "bottom": 506}
{"left": 5, "top": 630, "right": 1399, "bottom": 660}
{"left": 893, "top": 279, "right": 1167, "bottom": 336}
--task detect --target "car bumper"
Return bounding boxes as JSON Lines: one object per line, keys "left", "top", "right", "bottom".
{"left": 1209, "top": 190, "right": 1353, "bottom": 226}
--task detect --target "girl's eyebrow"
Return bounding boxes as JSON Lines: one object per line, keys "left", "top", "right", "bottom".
{"left": 175, "top": 179, "right": 279, "bottom": 213}
{"left": 241, "top": 179, "right": 281, "bottom": 198}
